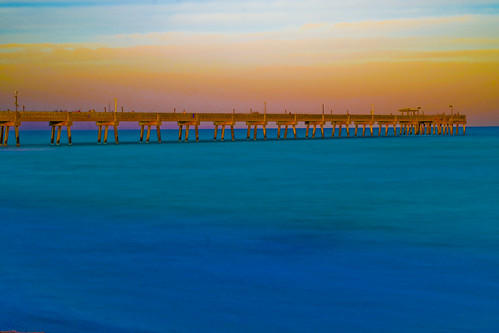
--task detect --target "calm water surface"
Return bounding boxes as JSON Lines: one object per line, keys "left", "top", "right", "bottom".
{"left": 1, "top": 127, "right": 498, "bottom": 332}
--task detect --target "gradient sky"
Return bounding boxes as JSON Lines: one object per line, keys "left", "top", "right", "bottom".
{"left": 1, "top": 0, "right": 498, "bottom": 125}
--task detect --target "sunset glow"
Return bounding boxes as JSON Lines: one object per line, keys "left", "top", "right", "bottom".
{"left": 1, "top": 1, "right": 498, "bottom": 125}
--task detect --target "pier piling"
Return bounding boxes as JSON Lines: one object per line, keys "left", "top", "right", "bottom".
{"left": 146, "top": 125, "right": 151, "bottom": 143}
{"left": 98, "top": 125, "right": 102, "bottom": 143}
{"left": 67, "top": 125, "right": 72, "bottom": 145}
{"left": 4, "top": 126, "right": 9, "bottom": 146}
{"left": 56, "top": 126, "right": 61, "bottom": 145}
{"left": 104, "top": 125, "right": 109, "bottom": 144}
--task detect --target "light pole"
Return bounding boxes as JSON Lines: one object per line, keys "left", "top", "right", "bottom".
{"left": 14, "top": 90, "right": 19, "bottom": 111}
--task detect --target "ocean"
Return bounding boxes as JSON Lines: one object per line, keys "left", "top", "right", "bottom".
{"left": 1, "top": 127, "right": 498, "bottom": 332}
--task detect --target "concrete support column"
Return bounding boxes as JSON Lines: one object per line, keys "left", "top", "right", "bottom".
{"left": 306, "top": 123, "right": 310, "bottom": 138}
{"left": 185, "top": 125, "right": 190, "bottom": 142}
{"left": 253, "top": 125, "right": 257, "bottom": 140}
{"left": 221, "top": 125, "right": 226, "bottom": 141}
{"left": 195, "top": 126, "right": 199, "bottom": 142}
{"left": 178, "top": 125, "right": 183, "bottom": 141}
{"left": 231, "top": 125, "right": 235, "bottom": 141}
{"left": 0, "top": 126, "right": 4, "bottom": 146}
{"left": 114, "top": 125, "right": 119, "bottom": 144}
{"left": 67, "top": 126, "right": 72, "bottom": 145}
{"left": 97, "top": 125, "right": 102, "bottom": 143}
{"left": 56, "top": 126, "right": 62, "bottom": 145}
{"left": 332, "top": 124, "right": 336, "bottom": 138}
{"left": 214, "top": 124, "right": 218, "bottom": 140}
{"left": 292, "top": 125, "right": 297, "bottom": 139}
{"left": 277, "top": 125, "right": 281, "bottom": 139}
{"left": 284, "top": 125, "right": 288, "bottom": 139}
{"left": 157, "top": 126, "right": 162, "bottom": 143}
{"left": 104, "top": 125, "right": 109, "bottom": 144}
{"left": 320, "top": 124, "right": 324, "bottom": 138}
{"left": 263, "top": 125, "right": 267, "bottom": 140}
{"left": 51, "top": 126, "right": 56, "bottom": 145}
{"left": 140, "top": 125, "right": 144, "bottom": 142}
{"left": 15, "top": 126, "right": 20, "bottom": 147}
{"left": 4, "top": 126, "right": 9, "bottom": 146}
{"left": 312, "top": 124, "right": 316, "bottom": 138}
{"left": 146, "top": 125, "right": 151, "bottom": 143}
{"left": 338, "top": 124, "right": 342, "bottom": 138}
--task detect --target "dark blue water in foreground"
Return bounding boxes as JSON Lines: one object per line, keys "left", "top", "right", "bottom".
{"left": 1, "top": 127, "right": 498, "bottom": 332}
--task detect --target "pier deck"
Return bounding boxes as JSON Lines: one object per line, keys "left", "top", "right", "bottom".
{"left": 0, "top": 110, "right": 467, "bottom": 146}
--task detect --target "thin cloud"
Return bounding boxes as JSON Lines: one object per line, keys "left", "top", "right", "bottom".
{"left": 1, "top": 0, "right": 498, "bottom": 43}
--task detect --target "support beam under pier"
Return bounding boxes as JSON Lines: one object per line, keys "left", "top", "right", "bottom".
{"left": 139, "top": 117, "right": 162, "bottom": 143}
{"left": 50, "top": 120, "right": 73, "bottom": 146}
{"left": 246, "top": 121, "right": 268, "bottom": 141}
{"left": 214, "top": 121, "right": 236, "bottom": 141}
{"left": 178, "top": 119, "right": 200, "bottom": 142}
{"left": 96, "top": 120, "right": 119, "bottom": 144}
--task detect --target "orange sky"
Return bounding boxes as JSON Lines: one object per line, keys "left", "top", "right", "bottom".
{"left": 1, "top": 42, "right": 497, "bottom": 125}
{"left": 1, "top": 2, "right": 498, "bottom": 125}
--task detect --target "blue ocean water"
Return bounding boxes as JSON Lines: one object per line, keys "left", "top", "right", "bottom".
{"left": 1, "top": 127, "right": 498, "bottom": 333}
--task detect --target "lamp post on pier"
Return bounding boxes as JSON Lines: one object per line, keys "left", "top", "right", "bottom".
{"left": 14, "top": 90, "right": 19, "bottom": 111}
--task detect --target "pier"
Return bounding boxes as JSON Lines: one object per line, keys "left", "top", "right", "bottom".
{"left": 0, "top": 107, "right": 467, "bottom": 146}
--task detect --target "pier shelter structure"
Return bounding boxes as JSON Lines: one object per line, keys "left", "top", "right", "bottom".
{"left": 0, "top": 107, "right": 467, "bottom": 147}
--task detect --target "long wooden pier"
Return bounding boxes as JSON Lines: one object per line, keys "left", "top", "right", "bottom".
{"left": 0, "top": 108, "right": 467, "bottom": 146}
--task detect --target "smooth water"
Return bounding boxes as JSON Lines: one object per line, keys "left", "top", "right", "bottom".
{"left": 1, "top": 127, "right": 498, "bottom": 332}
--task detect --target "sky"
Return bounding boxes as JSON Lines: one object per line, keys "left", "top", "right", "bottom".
{"left": 1, "top": 0, "right": 498, "bottom": 125}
